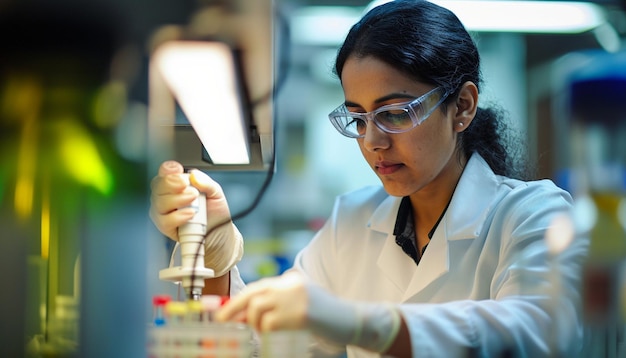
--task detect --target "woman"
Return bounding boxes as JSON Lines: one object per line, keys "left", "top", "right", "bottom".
{"left": 150, "top": 1, "right": 587, "bottom": 356}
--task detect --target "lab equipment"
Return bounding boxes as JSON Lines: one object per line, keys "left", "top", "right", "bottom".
{"left": 159, "top": 174, "right": 215, "bottom": 301}
{"left": 260, "top": 330, "right": 311, "bottom": 358}
{"left": 152, "top": 295, "right": 171, "bottom": 326}
{"left": 563, "top": 50, "right": 626, "bottom": 357}
{"left": 568, "top": 51, "right": 626, "bottom": 322}
{"left": 147, "top": 296, "right": 312, "bottom": 358}
{"left": 201, "top": 294, "right": 223, "bottom": 322}
{"left": 147, "top": 296, "right": 256, "bottom": 358}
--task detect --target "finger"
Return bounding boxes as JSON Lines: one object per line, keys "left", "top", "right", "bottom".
{"left": 215, "top": 280, "right": 269, "bottom": 322}
{"left": 158, "top": 160, "right": 184, "bottom": 176}
{"left": 231, "top": 310, "right": 247, "bottom": 324}
{"left": 246, "top": 295, "right": 275, "bottom": 332}
{"left": 149, "top": 207, "right": 197, "bottom": 239}
{"left": 260, "top": 311, "right": 288, "bottom": 332}
{"left": 189, "top": 169, "right": 224, "bottom": 199}
{"left": 150, "top": 173, "right": 192, "bottom": 196}
{"left": 216, "top": 274, "right": 282, "bottom": 320}
{"left": 260, "top": 312, "right": 277, "bottom": 332}
{"left": 215, "top": 293, "right": 252, "bottom": 322}
{"left": 149, "top": 204, "right": 196, "bottom": 223}
{"left": 150, "top": 187, "right": 199, "bottom": 216}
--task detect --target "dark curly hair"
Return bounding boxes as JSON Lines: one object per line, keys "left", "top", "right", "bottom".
{"left": 334, "top": 0, "right": 531, "bottom": 180}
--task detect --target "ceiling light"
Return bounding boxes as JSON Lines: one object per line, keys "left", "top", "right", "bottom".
{"left": 432, "top": 0, "right": 606, "bottom": 34}
{"left": 152, "top": 41, "right": 250, "bottom": 165}
{"left": 292, "top": 1, "right": 607, "bottom": 45}
{"left": 291, "top": 6, "right": 362, "bottom": 46}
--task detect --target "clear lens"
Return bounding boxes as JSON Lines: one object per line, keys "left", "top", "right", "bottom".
{"left": 330, "top": 107, "right": 414, "bottom": 138}
{"left": 374, "top": 109, "right": 413, "bottom": 131}
{"left": 344, "top": 115, "right": 367, "bottom": 137}
{"left": 328, "top": 86, "right": 447, "bottom": 138}
{"left": 329, "top": 111, "right": 364, "bottom": 138}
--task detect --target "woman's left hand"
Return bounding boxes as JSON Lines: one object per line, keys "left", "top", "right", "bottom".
{"left": 216, "top": 270, "right": 406, "bottom": 354}
{"left": 215, "top": 271, "right": 309, "bottom": 332}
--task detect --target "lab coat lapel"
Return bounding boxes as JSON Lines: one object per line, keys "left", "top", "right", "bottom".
{"left": 401, "top": 154, "right": 498, "bottom": 301}
{"left": 370, "top": 196, "right": 417, "bottom": 291}
{"left": 401, "top": 224, "right": 450, "bottom": 301}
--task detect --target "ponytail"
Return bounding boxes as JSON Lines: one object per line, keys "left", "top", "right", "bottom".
{"left": 459, "top": 106, "right": 532, "bottom": 180}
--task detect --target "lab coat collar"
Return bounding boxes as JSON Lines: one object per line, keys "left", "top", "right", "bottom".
{"left": 445, "top": 153, "right": 498, "bottom": 241}
{"left": 370, "top": 154, "right": 499, "bottom": 299}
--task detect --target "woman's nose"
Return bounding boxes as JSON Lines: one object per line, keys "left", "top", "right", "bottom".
{"left": 361, "top": 120, "right": 390, "bottom": 152}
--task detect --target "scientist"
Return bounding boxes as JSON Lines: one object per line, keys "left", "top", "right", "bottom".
{"left": 150, "top": 0, "right": 587, "bottom": 357}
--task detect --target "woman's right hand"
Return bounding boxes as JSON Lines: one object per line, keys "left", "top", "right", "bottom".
{"left": 149, "top": 160, "right": 244, "bottom": 277}
{"left": 150, "top": 160, "right": 196, "bottom": 241}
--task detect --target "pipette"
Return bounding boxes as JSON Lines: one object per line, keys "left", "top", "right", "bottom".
{"left": 159, "top": 174, "right": 215, "bottom": 300}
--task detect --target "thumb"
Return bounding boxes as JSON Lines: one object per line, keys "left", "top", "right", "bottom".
{"left": 189, "top": 169, "right": 223, "bottom": 199}
{"left": 158, "top": 160, "right": 184, "bottom": 176}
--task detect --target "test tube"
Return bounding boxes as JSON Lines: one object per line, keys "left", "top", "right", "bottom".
{"left": 164, "top": 301, "right": 187, "bottom": 325}
{"left": 186, "top": 300, "right": 204, "bottom": 323}
{"left": 165, "top": 301, "right": 189, "bottom": 351}
{"left": 152, "top": 295, "right": 171, "bottom": 326}
{"left": 200, "top": 295, "right": 222, "bottom": 322}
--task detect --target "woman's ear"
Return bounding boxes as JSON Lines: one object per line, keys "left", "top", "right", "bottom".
{"left": 454, "top": 81, "right": 478, "bottom": 132}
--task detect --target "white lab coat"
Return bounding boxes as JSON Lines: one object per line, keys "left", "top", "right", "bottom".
{"left": 231, "top": 154, "right": 588, "bottom": 358}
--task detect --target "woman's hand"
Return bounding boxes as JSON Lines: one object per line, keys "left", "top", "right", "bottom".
{"left": 149, "top": 161, "right": 231, "bottom": 241}
{"left": 215, "top": 271, "right": 309, "bottom": 331}
{"left": 149, "top": 160, "right": 195, "bottom": 241}
{"left": 216, "top": 270, "right": 406, "bottom": 354}
{"left": 149, "top": 160, "right": 243, "bottom": 277}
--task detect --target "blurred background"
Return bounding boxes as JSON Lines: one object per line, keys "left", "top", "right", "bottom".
{"left": 1, "top": 0, "right": 625, "bottom": 356}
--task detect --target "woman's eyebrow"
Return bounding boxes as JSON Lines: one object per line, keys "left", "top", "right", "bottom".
{"left": 344, "top": 93, "right": 416, "bottom": 108}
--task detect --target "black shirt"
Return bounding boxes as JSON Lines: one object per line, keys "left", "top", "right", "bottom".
{"left": 393, "top": 196, "right": 448, "bottom": 266}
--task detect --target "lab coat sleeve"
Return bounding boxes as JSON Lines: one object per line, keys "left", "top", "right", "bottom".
{"left": 228, "top": 265, "right": 246, "bottom": 296}
{"left": 399, "top": 183, "right": 588, "bottom": 358}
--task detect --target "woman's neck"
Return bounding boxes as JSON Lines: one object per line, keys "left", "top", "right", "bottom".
{"left": 409, "top": 151, "right": 467, "bottom": 230}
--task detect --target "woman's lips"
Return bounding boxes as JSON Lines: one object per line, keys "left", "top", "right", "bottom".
{"left": 375, "top": 161, "right": 403, "bottom": 175}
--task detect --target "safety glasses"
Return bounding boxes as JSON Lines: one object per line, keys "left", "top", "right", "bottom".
{"left": 328, "top": 86, "right": 449, "bottom": 138}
